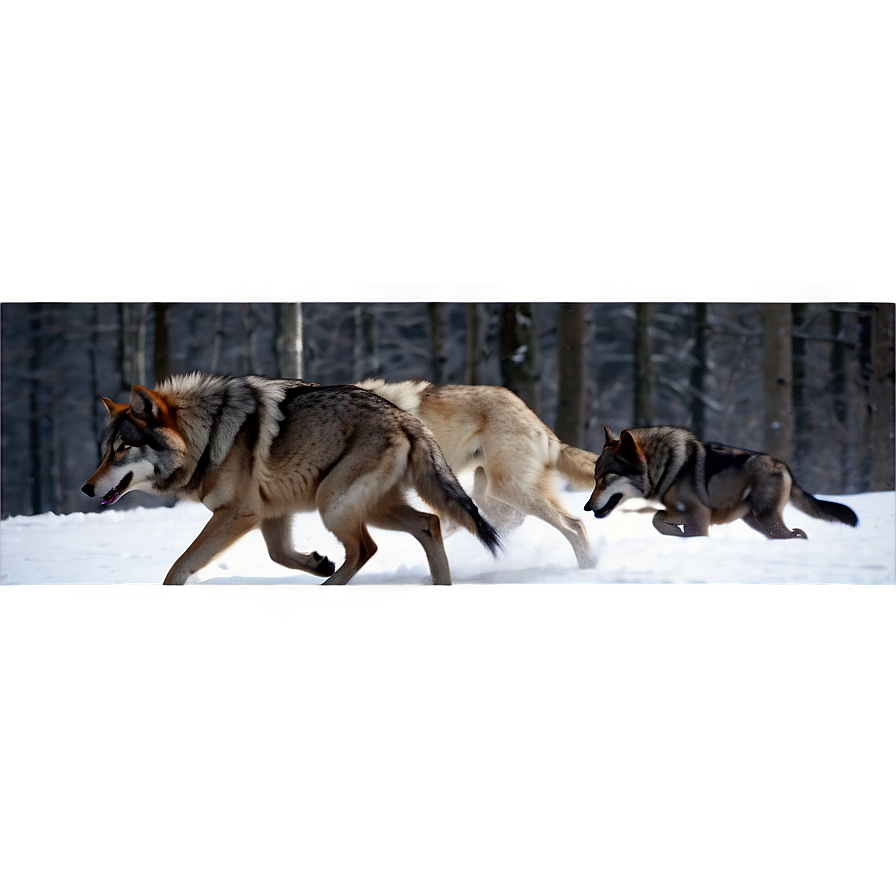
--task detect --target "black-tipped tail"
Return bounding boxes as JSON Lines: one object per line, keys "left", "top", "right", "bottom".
{"left": 409, "top": 428, "right": 503, "bottom": 555}
{"left": 813, "top": 498, "right": 858, "bottom": 527}
{"left": 791, "top": 485, "right": 859, "bottom": 527}
{"left": 459, "top": 495, "right": 502, "bottom": 556}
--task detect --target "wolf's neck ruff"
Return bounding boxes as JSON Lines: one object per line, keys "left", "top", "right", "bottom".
{"left": 158, "top": 374, "right": 292, "bottom": 464}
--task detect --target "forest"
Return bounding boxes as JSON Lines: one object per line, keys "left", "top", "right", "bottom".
{"left": 1, "top": 301, "right": 893, "bottom": 519}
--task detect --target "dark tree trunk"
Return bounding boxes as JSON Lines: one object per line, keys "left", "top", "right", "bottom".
{"left": 153, "top": 302, "right": 171, "bottom": 383}
{"left": 119, "top": 303, "right": 148, "bottom": 389}
{"left": 275, "top": 303, "right": 303, "bottom": 379}
{"left": 857, "top": 304, "right": 874, "bottom": 488}
{"left": 690, "top": 302, "right": 709, "bottom": 435}
{"left": 763, "top": 303, "right": 794, "bottom": 462}
{"left": 465, "top": 303, "right": 484, "bottom": 384}
{"left": 429, "top": 303, "right": 446, "bottom": 385}
{"left": 354, "top": 304, "right": 380, "bottom": 380}
{"left": 634, "top": 303, "right": 655, "bottom": 428}
{"left": 210, "top": 303, "right": 224, "bottom": 373}
{"left": 239, "top": 304, "right": 259, "bottom": 373}
{"left": 499, "top": 303, "right": 540, "bottom": 413}
{"left": 28, "top": 304, "right": 43, "bottom": 515}
{"left": 89, "top": 303, "right": 103, "bottom": 460}
{"left": 555, "top": 303, "right": 588, "bottom": 446}
{"left": 870, "top": 302, "right": 895, "bottom": 490}
{"left": 792, "top": 303, "right": 809, "bottom": 462}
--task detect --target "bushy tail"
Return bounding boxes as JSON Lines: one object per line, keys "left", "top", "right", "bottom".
{"left": 790, "top": 483, "right": 859, "bottom": 527}
{"left": 557, "top": 442, "right": 600, "bottom": 490}
{"left": 408, "top": 429, "right": 501, "bottom": 555}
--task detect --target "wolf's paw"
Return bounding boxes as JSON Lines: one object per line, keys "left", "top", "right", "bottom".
{"left": 314, "top": 552, "right": 336, "bottom": 576}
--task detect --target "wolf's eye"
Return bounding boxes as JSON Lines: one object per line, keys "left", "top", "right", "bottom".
{"left": 119, "top": 444, "right": 132, "bottom": 453}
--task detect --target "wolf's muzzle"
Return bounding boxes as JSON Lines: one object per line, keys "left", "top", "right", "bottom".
{"left": 586, "top": 492, "right": 624, "bottom": 518}
{"left": 81, "top": 483, "right": 95, "bottom": 497}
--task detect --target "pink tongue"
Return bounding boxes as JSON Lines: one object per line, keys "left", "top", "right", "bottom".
{"left": 101, "top": 489, "right": 120, "bottom": 506}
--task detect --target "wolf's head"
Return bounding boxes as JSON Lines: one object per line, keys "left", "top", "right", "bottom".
{"left": 583, "top": 427, "right": 650, "bottom": 518}
{"left": 81, "top": 385, "right": 187, "bottom": 506}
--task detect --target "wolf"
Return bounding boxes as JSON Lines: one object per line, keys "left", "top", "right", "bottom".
{"left": 356, "top": 379, "right": 599, "bottom": 568}
{"left": 81, "top": 373, "right": 500, "bottom": 585}
{"left": 584, "top": 426, "right": 858, "bottom": 539}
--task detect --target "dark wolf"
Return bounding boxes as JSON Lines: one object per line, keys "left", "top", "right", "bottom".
{"left": 82, "top": 373, "right": 500, "bottom": 584}
{"left": 584, "top": 426, "right": 858, "bottom": 539}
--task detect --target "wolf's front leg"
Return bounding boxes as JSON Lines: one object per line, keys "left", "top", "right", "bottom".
{"left": 652, "top": 508, "right": 710, "bottom": 537}
{"left": 261, "top": 515, "right": 336, "bottom": 577}
{"left": 652, "top": 510, "right": 687, "bottom": 536}
{"left": 164, "top": 507, "right": 260, "bottom": 584}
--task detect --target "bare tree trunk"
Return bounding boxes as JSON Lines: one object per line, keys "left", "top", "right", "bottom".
{"left": 240, "top": 304, "right": 259, "bottom": 373}
{"left": 28, "top": 304, "right": 43, "bottom": 514}
{"left": 689, "top": 302, "right": 709, "bottom": 435}
{"left": 89, "top": 303, "right": 103, "bottom": 460}
{"left": 870, "top": 302, "right": 895, "bottom": 490}
{"left": 465, "top": 303, "right": 484, "bottom": 384}
{"left": 857, "top": 305, "right": 874, "bottom": 488}
{"left": 119, "top": 303, "right": 148, "bottom": 388}
{"left": 763, "top": 303, "right": 794, "bottom": 462}
{"left": 555, "top": 303, "right": 588, "bottom": 446}
{"left": 210, "top": 303, "right": 224, "bottom": 373}
{"left": 153, "top": 302, "right": 171, "bottom": 383}
{"left": 51, "top": 387, "right": 65, "bottom": 511}
{"left": 353, "top": 304, "right": 381, "bottom": 380}
{"left": 500, "top": 303, "right": 540, "bottom": 413}
{"left": 828, "top": 308, "right": 850, "bottom": 492}
{"left": 634, "top": 303, "right": 655, "bottom": 427}
{"left": 275, "top": 303, "right": 303, "bottom": 379}
{"left": 791, "top": 303, "right": 809, "bottom": 462}
{"left": 429, "top": 303, "right": 446, "bottom": 384}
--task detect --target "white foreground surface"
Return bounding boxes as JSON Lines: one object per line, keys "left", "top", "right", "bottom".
{"left": 2, "top": 491, "right": 894, "bottom": 895}
{"left": 1, "top": 489, "right": 892, "bottom": 586}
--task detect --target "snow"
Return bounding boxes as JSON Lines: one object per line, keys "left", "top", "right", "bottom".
{"left": 2, "top": 488, "right": 892, "bottom": 587}
{"left": 1, "top": 491, "right": 894, "bottom": 895}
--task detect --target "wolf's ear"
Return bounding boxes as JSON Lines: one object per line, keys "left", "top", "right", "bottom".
{"left": 603, "top": 426, "right": 616, "bottom": 447}
{"left": 617, "top": 430, "right": 643, "bottom": 466}
{"left": 101, "top": 397, "right": 128, "bottom": 418}
{"left": 129, "top": 385, "right": 164, "bottom": 421}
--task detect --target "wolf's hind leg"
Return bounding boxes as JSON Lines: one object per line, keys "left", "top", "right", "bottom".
{"left": 164, "top": 507, "right": 260, "bottom": 584}
{"left": 741, "top": 513, "right": 807, "bottom": 539}
{"left": 482, "top": 468, "right": 595, "bottom": 568}
{"left": 472, "top": 467, "right": 526, "bottom": 532}
{"left": 319, "top": 519, "right": 378, "bottom": 585}
{"left": 261, "top": 515, "right": 336, "bottom": 577}
{"left": 370, "top": 498, "right": 452, "bottom": 585}
{"left": 744, "top": 471, "right": 807, "bottom": 539}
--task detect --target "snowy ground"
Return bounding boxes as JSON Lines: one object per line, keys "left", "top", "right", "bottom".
{"left": 1, "top": 488, "right": 892, "bottom": 586}
{"left": 2, "top": 490, "right": 894, "bottom": 895}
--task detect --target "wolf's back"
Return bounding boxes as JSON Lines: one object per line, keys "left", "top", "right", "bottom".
{"left": 355, "top": 378, "right": 425, "bottom": 416}
{"left": 406, "top": 426, "right": 501, "bottom": 555}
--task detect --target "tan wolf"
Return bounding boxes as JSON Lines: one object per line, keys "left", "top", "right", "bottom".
{"left": 357, "top": 379, "right": 599, "bottom": 568}
{"left": 584, "top": 425, "right": 858, "bottom": 538}
{"left": 82, "top": 374, "right": 500, "bottom": 585}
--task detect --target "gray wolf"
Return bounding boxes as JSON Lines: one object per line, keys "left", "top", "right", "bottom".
{"left": 81, "top": 373, "right": 500, "bottom": 585}
{"left": 356, "top": 379, "right": 599, "bottom": 568}
{"left": 584, "top": 426, "right": 858, "bottom": 539}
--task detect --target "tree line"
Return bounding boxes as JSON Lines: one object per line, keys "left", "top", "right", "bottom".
{"left": 1, "top": 301, "right": 892, "bottom": 518}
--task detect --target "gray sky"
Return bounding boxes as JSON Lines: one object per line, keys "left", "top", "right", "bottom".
{"left": 2, "top": 0, "right": 893, "bottom": 293}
